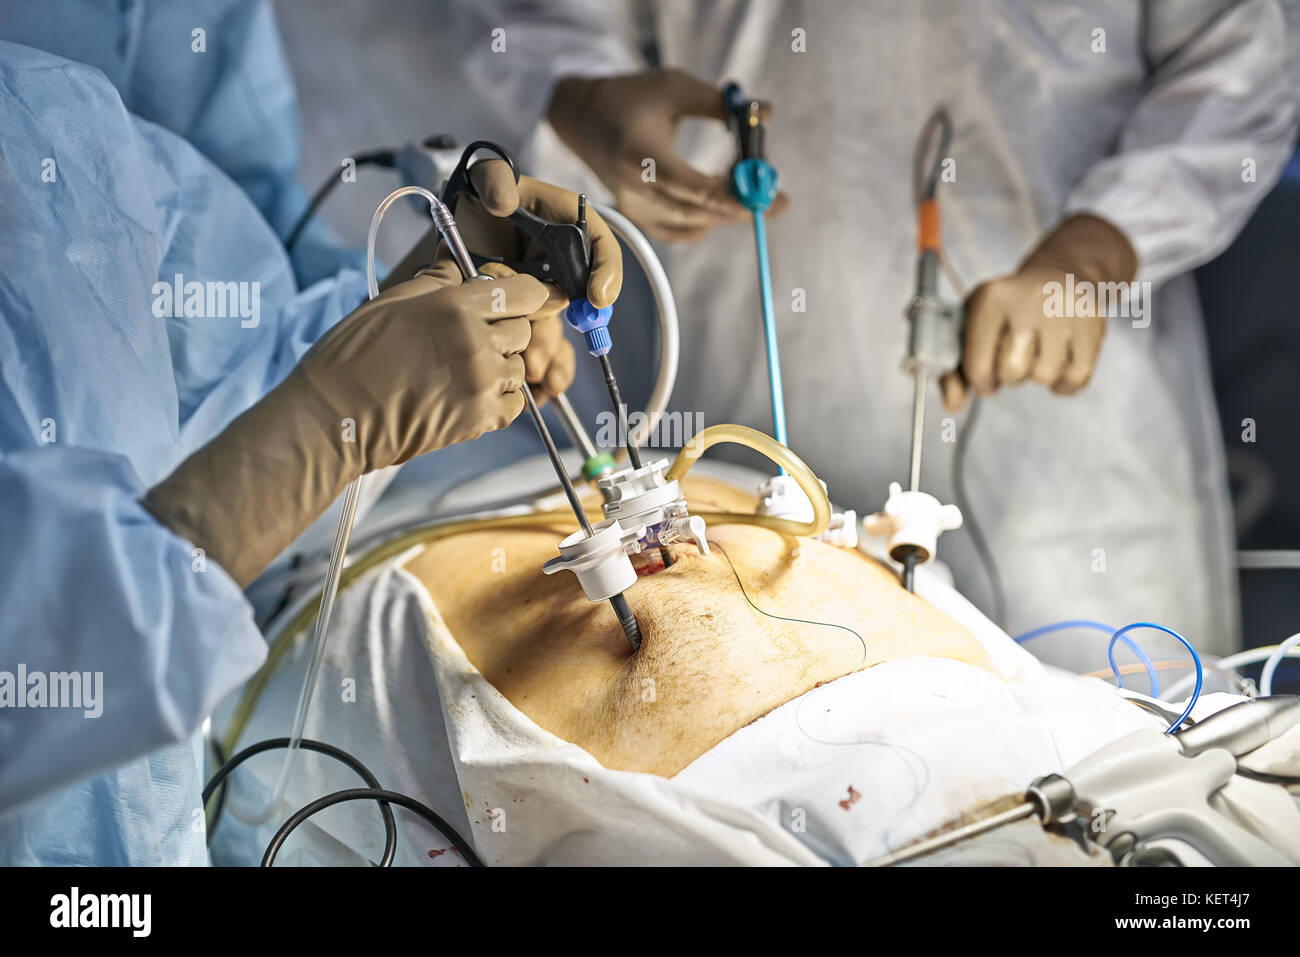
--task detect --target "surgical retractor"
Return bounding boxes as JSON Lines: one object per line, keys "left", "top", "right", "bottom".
{"left": 866, "top": 107, "right": 964, "bottom": 590}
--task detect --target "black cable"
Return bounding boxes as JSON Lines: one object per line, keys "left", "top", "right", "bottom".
{"left": 914, "top": 107, "right": 954, "bottom": 204}
{"left": 951, "top": 397, "right": 1007, "bottom": 626}
{"left": 202, "top": 737, "right": 398, "bottom": 866}
{"left": 263, "top": 788, "right": 483, "bottom": 868}
{"left": 1235, "top": 766, "right": 1300, "bottom": 786}
{"left": 283, "top": 149, "right": 398, "bottom": 252}
{"left": 260, "top": 552, "right": 304, "bottom": 630}
{"left": 203, "top": 737, "right": 230, "bottom": 840}
{"left": 598, "top": 354, "right": 641, "bottom": 469}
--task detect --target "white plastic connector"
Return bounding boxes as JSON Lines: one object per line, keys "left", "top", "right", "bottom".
{"left": 599, "top": 459, "right": 708, "bottom": 556}
{"left": 821, "top": 509, "right": 859, "bottom": 549}
{"left": 542, "top": 518, "right": 647, "bottom": 602}
{"left": 863, "top": 481, "right": 962, "bottom": 564}
{"left": 756, "top": 474, "right": 857, "bottom": 548}
{"left": 756, "top": 473, "right": 813, "bottom": 522}
{"left": 659, "top": 514, "right": 710, "bottom": 555}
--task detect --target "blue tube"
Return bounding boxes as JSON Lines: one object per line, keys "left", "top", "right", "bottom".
{"left": 751, "top": 210, "right": 787, "bottom": 453}
{"left": 1106, "top": 622, "right": 1202, "bottom": 734}
{"left": 1014, "top": 619, "right": 1160, "bottom": 696}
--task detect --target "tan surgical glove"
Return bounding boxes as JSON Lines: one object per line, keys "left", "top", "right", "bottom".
{"left": 941, "top": 213, "right": 1139, "bottom": 411}
{"left": 448, "top": 160, "right": 625, "bottom": 400}
{"left": 143, "top": 261, "right": 549, "bottom": 587}
{"left": 547, "top": 68, "right": 789, "bottom": 242}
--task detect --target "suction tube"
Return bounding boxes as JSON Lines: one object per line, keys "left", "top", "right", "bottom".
{"left": 666, "top": 424, "right": 832, "bottom": 538}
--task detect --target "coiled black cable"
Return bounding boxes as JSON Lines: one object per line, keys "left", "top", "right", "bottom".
{"left": 202, "top": 737, "right": 398, "bottom": 866}
{"left": 262, "top": 788, "right": 484, "bottom": 868}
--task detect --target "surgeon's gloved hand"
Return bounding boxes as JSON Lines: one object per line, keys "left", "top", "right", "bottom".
{"left": 143, "top": 263, "right": 549, "bottom": 587}
{"left": 547, "top": 68, "right": 790, "bottom": 242}
{"left": 448, "top": 160, "right": 624, "bottom": 399}
{"left": 941, "top": 214, "right": 1138, "bottom": 411}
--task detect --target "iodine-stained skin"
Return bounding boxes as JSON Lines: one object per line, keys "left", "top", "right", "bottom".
{"left": 404, "top": 477, "right": 991, "bottom": 777}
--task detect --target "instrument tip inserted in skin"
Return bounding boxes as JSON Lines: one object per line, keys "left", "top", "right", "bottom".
{"left": 610, "top": 593, "right": 642, "bottom": 651}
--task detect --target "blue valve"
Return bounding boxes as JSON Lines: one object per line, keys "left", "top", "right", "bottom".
{"left": 730, "top": 157, "right": 779, "bottom": 214}
{"left": 565, "top": 298, "right": 614, "bottom": 357}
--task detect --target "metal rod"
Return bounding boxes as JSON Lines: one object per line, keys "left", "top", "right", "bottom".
{"left": 864, "top": 801, "right": 1036, "bottom": 867}
{"left": 523, "top": 385, "right": 592, "bottom": 537}
{"left": 908, "top": 370, "right": 927, "bottom": 493}
{"left": 599, "top": 354, "right": 641, "bottom": 470}
{"left": 610, "top": 592, "right": 642, "bottom": 651}
{"left": 436, "top": 199, "right": 593, "bottom": 538}
{"left": 551, "top": 392, "right": 599, "bottom": 461}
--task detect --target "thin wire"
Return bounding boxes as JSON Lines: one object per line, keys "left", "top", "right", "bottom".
{"left": 1106, "top": 622, "right": 1202, "bottom": 733}
{"left": 1261, "top": 632, "right": 1300, "bottom": 696}
{"left": 1162, "top": 644, "right": 1300, "bottom": 702}
{"left": 1014, "top": 619, "right": 1160, "bottom": 696}
{"left": 710, "top": 541, "right": 930, "bottom": 853}
{"left": 710, "top": 541, "right": 866, "bottom": 667}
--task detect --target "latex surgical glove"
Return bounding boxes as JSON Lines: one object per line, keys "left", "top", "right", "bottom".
{"left": 449, "top": 160, "right": 624, "bottom": 399}
{"left": 941, "top": 213, "right": 1139, "bottom": 411}
{"left": 143, "top": 261, "right": 549, "bottom": 587}
{"left": 547, "top": 68, "right": 790, "bottom": 242}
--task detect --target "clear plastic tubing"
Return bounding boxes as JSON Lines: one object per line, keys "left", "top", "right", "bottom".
{"left": 241, "top": 186, "right": 444, "bottom": 824}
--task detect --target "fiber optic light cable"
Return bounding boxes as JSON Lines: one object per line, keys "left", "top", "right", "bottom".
{"left": 1106, "top": 622, "right": 1202, "bottom": 733}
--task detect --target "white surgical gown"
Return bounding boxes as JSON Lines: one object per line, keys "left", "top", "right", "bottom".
{"left": 0, "top": 39, "right": 366, "bottom": 864}
{"left": 463, "top": 0, "right": 1297, "bottom": 666}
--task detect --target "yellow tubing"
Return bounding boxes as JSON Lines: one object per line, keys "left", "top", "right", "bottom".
{"left": 666, "top": 424, "right": 832, "bottom": 538}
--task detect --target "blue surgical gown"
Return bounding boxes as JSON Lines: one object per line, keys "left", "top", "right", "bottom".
{"left": 0, "top": 0, "right": 362, "bottom": 289}
{"left": 0, "top": 37, "right": 367, "bottom": 863}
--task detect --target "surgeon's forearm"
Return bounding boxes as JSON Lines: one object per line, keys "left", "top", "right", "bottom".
{"left": 142, "top": 375, "right": 359, "bottom": 589}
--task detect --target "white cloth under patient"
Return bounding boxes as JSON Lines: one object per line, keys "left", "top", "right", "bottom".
{"left": 211, "top": 541, "right": 1186, "bottom": 867}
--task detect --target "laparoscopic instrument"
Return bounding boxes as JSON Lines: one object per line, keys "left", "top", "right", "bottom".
{"left": 437, "top": 142, "right": 648, "bottom": 649}
{"left": 864, "top": 108, "right": 965, "bottom": 591}
{"left": 722, "top": 83, "right": 857, "bottom": 548}
{"left": 251, "top": 169, "right": 649, "bottom": 823}
{"left": 722, "top": 82, "right": 784, "bottom": 449}
{"left": 867, "top": 694, "right": 1300, "bottom": 867}
{"left": 440, "top": 142, "right": 716, "bottom": 642}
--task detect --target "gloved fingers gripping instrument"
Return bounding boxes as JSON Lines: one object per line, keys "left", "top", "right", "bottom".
{"left": 441, "top": 142, "right": 650, "bottom": 648}
{"left": 441, "top": 142, "right": 633, "bottom": 478}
